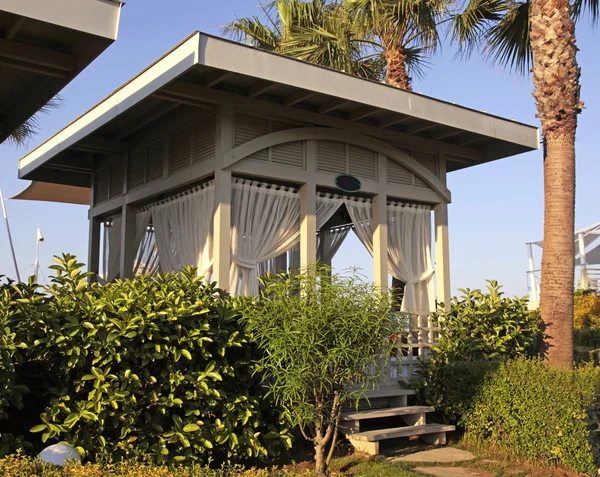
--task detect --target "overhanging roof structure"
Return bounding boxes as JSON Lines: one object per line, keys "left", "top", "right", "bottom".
{"left": 531, "top": 221, "right": 600, "bottom": 265}
{"left": 0, "top": 0, "right": 123, "bottom": 144}
{"left": 17, "top": 31, "right": 539, "bottom": 188}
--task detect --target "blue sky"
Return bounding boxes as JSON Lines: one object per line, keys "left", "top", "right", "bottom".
{"left": 1, "top": 1, "right": 598, "bottom": 297}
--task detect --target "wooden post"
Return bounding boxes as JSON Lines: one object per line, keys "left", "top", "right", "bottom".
{"left": 213, "top": 168, "right": 232, "bottom": 289}
{"left": 527, "top": 243, "right": 538, "bottom": 301}
{"left": 119, "top": 203, "right": 136, "bottom": 279}
{"left": 372, "top": 193, "right": 388, "bottom": 292}
{"left": 213, "top": 105, "right": 233, "bottom": 290}
{"left": 434, "top": 202, "right": 451, "bottom": 307}
{"left": 88, "top": 214, "right": 101, "bottom": 282}
{"left": 300, "top": 180, "right": 317, "bottom": 270}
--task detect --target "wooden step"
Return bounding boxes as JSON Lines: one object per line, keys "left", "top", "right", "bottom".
{"left": 342, "top": 406, "right": 434, "bottom": 422}
{"left": 348, "top": 423, "right": 455, "bottom": 442}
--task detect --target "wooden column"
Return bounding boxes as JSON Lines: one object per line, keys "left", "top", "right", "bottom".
{"left": 119, "top": 203, "right": 137, "bottom": 279}
{"left": 213, "top": 168, "right": 232, "bottom": 289}
{"left": 213, "top": 105, "right": 233, "bottom": 290}
{"left": 300, "top": 180, "right": 317, "bottom": 270}
{"left": 88, "top": 213, "right": 101, "bottom": 282}
{"left": 372, "top": 193, "right": 388, "bottom": 292}
{"left": 434, "top": 202, "right": 451, "bottom": 307}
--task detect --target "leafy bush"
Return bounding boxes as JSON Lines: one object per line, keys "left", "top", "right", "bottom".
{"left": 0, "top": 453, "right": 290, "bottom": 477}
{"left": 574, "top": 328, "right": 600, "bottom": 365}
{"left": 574, "top": 289, "right": 600, "bottom": 329}
{"left": 431, "top": 281, "right": 541, "bottom": 364}
{"left": 414, "top": 360, "right": 497, "bottom": 425}
{"left": 240, "top": 267, "right": 402, "bottom": 475}
{"left": 415, "top": 282, "right": 541, "bottom": 425}
{"left": 0, "top": 255, "right": 290, "bottom": 464}
{"left": 464, "top": 358, "right": 600, "bottom": 476}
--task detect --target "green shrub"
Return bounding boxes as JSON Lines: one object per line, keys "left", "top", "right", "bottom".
{"left": 464, "top": 358, "right": 600, "bottom": 476}
{"left": 574, "top": 289, "right": 600, "bottom": 329}
{"left": 431, "top": 281, "right": 541, "bottom": 364}
{"left": 414, "top": 360, "right": 497, "bottom": 425}
{"left": 574, "top": 328, "right": 600, "bottom": 365}
{"left": 0, "top": 453, "right": 290, "bottom": 477}
{"left": 240, "top": 267, "right": 402, "bottom": 475}
{"left": 415, "top": 282, "right": 541, "bottom": 425}
{"left": 0, "top": 255, "right": 290, "bottom": 464}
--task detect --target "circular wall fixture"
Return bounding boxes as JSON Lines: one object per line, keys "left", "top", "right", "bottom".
{"left": 335, "top": 174, "right": 362, "bottom": 192}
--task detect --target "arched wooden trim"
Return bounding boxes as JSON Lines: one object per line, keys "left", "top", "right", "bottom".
{"left": 223, "top": 127, "right": 451, "bottom": 203}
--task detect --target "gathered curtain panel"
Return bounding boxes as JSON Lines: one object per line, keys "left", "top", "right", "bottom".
{"left": 317, "top": 225, "right": 351, "bottom": 265}
{"left": 133, "top": 209, "right": 159, "bottom": 275}
{"left": 259, "top": 192, "right": 347, "bottom": 275}
{"left": 344, "top": 197, "right": 433, "bottom": 314}
{"left": 230, "top": 179, "right": 301, "bottom": 296}
{"left": 140, "top": 181, "right": 214, "bottom": 278}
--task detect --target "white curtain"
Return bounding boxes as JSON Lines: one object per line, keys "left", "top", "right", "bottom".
{"left": 133, "top": 209, "right": 159, "bottom": 275}
{"left": 387, "top": 203, "right": 434, "bottom": 313}
{"left": 230, "top": 179, "right": 301, "bottom": 296}
{"left": 317, "top": 225, "right": 351, "bottom": 264}
{"left": 344, "top": 197, "right": 434, "bottom": 314}
{"left": 148, "top": 182, "right": 214, "bottom": 278}
{"left": 344, "top": 198, "right": 374, "bottom": 254}
{"left": 106, "top": 215, "right": 122, "bottom": 281}
{"left": 284, "top": 193, "right": 344, "bottom": 273}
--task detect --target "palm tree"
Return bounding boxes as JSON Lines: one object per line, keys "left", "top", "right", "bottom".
{"left": 453, "top": 0, "right": 597, "bottom": 367}
{"left": 4, "top": 97, "right": 62, "bottom": 146}
{"left": 346, "top": 0, "right": 449, "bottom": 90}
{"left": 225, "top": 0, "right": 386, "bottom": 81}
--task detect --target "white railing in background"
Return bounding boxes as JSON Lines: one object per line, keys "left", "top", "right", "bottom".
{"left": 374, "top": 311, "right": 439, "bottom": 386}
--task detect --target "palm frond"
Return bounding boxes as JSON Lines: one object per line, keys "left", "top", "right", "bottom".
{"left": 573, "top": 0, "right": 599, "bottom": 24}
{"left": 452, "top": 0, "right": 508, "bottom": 54}
{"left": 6, "top": 96, "right": 62, "bottom": 147}
{"left": 223, "top": 17, "right": 280, "bottom": 50}
{"left": 483, "top": 0, "right": 531, "bottom": 75}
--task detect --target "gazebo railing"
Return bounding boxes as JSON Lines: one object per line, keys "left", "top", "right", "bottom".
{"left": 372, "top": 311, "right": 440, "bottom": 386}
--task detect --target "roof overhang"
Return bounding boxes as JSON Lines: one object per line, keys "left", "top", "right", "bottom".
{"left": 17, "top": 31, "right": 539, "bottom": 189}
{"left": 0, "top": 0, "right": 123, "bottom": 144}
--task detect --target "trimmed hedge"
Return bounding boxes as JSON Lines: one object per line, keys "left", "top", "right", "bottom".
{"left": 0, "top": 454, "right": 289, "bottom": 477}
{"left": 575, "top": 328, "right": 600, "bottom": 365}
{"left": 0, "top": 255, "right": 290, "bottom": 464}
{"left": 464, "top": 358, "right": 600, "bottom": 476}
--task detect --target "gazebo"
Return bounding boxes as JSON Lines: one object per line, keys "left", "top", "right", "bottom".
{"left": 17, "top": 31, "right": 539, "bottom": 368}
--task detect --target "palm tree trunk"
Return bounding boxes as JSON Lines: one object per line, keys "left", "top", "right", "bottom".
{"left": 384, "top": 46, "right": 412, "bottom": 91}
{"left": 530, "top": 0, "right": 582, "bottom": 368}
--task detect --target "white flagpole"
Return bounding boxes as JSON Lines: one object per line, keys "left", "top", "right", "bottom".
{"left": 35, "top": 228, "right": 44, "bottom": 282}
{"left": 0, "top": 186, "right": 21, "bottom": 282}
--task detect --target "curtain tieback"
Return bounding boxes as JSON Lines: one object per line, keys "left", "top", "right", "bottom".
{"left": 231, "top": 254, "right": 259, "bottom": 269}
{"left": 406, "top": 268, "right": 435, "bottom": 285}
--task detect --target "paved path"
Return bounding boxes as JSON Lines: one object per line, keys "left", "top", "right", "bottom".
{"left": 391, "top": 447, "right": 476, "bottom": 463}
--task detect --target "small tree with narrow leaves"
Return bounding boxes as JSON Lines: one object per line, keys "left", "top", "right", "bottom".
{"left": 240, "top": 267, "right": 403, "bottom": 475}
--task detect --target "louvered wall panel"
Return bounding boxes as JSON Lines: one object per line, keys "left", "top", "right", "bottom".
{"left": 271, "top": 141, "right": 305, "bottom": 168}
{"left": 109, "top": 162, "right": 124, "bottom": 198}
{"left": 128, "top": 150, "right": 146, "bottom": 190}
{"left": 387, "top": 159, "right": 414, "bottom": 185}
{"left": 413, "top": 151, "right": 438, "bottom": 176}
{"left": 192, "top": 114, "right": 215, "bottom": 163}
{"left": 146, "top": 139, "right": 164, "bottom": 182}
{"left": 169, "top": 125, "right": 192, "bottom": 172}
{"left": 95, "top": 168, "right": 110, "bottom": 203}
{"left": 234, "top": 113, "right": 268, "bottom": 161}
{"left": 317, "top": 141, "right": 347, "bottom": 174}
{"left": 348, "top": 145, "right": 377, "bottom": 180}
